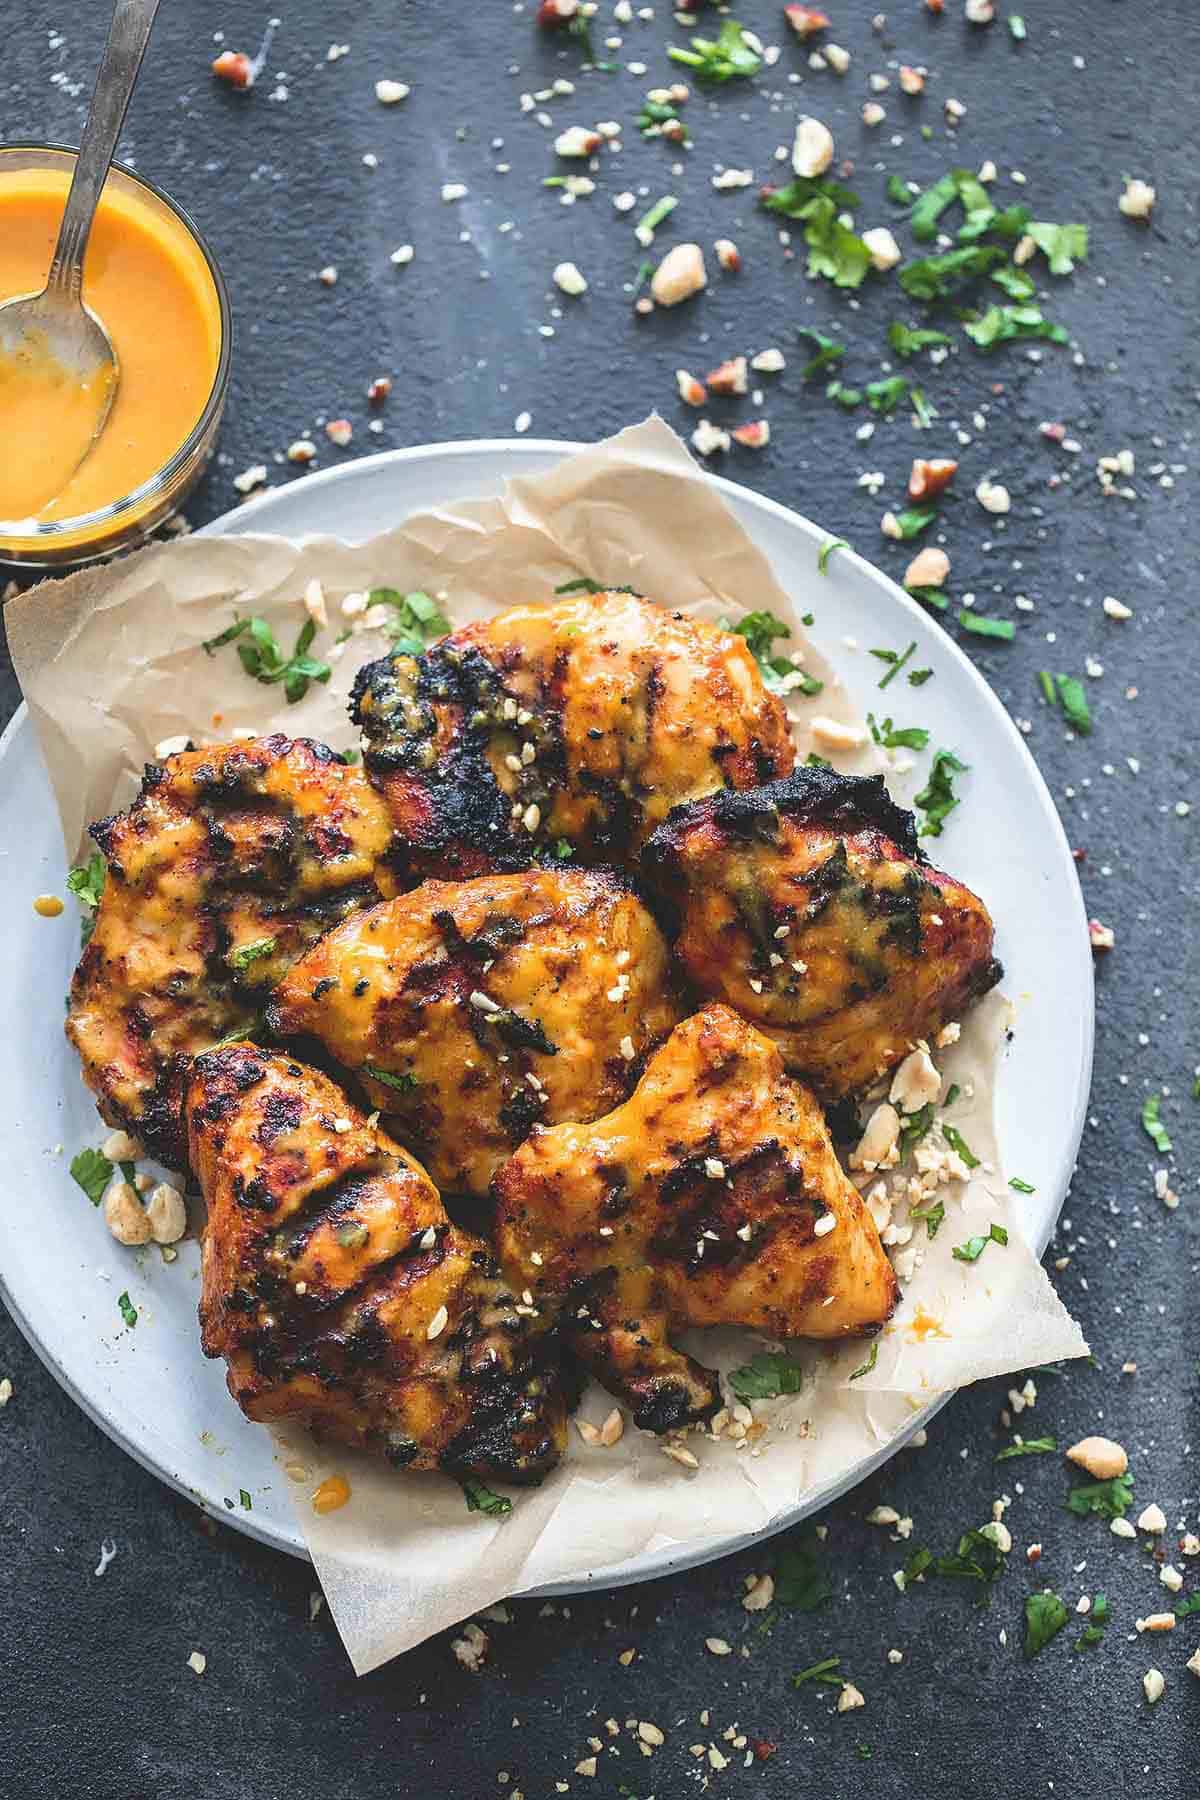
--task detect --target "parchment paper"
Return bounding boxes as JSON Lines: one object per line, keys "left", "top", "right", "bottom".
{"left": 7, "top": 416, "right": 1087, "bottom": 1674}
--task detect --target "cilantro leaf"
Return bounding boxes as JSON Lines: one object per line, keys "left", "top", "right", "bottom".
{"left": 1065, "top": 1473, "right": 1134, "bottom": 1519}
{"left": 909, "top": 172, "right": 960, "bottom": 242}
{"left": 1054, "top": 675, "right": 1092, "bottom": 735}
{"left": 462, "top": 1478, "right": 513, "bottom": 1517}
{"left": 204, "top": 613, "right": 332, "bottom": 703}
{"left": 891, "top": 505, "right": 938, "bottom": 539}
{"left": 762, "top": 182, "right": 871, "bottom": 288}
{"left": 554, "top": 577, "right": 603, "bottom": 595}
{"left": 365, "top": 1064, "right": 419, "bottom": 1093}
{"left": 899, "top": 245, "right": 1006, "bottom": 300}
{"left": 996, "top": 1436, "right": 1058, "bottom": 1461}
{"left": 933, "top": 1526, "right": 1007, "bottom": 1594}
{"left": 1175, "top": 1594, "right": 1200, "bottom": 1618}
{"left": 1009, "top": 1177, "right": 1036, "bottom": 1194}
{"left": 941, "top": 1124, "right": 980, "bottom": 1168}
{"left": 964, "top": 305, "right": 1069, "bottom": 350}
{"left": 908, "top": 585, "right": 949, "bottom": 613}
{"left": 952, "top": 1223, "right": 1007, "bottom": 1263}
{"left": 866, "top": 376, "right": 910, "bottom": 415}
{"left": 1027, "top": 221, "right": 1088, "bottom": 275}
{"left": 1141, "top": 1093, "right": 1171, "bottom": 1154}
{"left": 914, "top": 749, "right": 968, "bottom": 837}
{"left": 1024, "top": 1591, "right": 1069, "bottom": 1658}
{"left": 796, "top": 327, "right": 845, "bottom": 379}
{"left": 368, "top": 588, "right": 451, "bottom": 656}
{"left": 826, "top": 380, "right": 863, "bottom": 408}
{"left": 727, "top": 1352, "right": 804, "bottom": 1400}
{"left": 117, "top": 1291, "right": 138, "bottom": 1329}
{"left": 668, "top": 19, "right": 761, "bottom": 82}
{"left": 762, "top": 175, "right": 861, "bottom": 218}
{"left": 958, "top": 611, "right": 1016, "bottom": 642}
{"left": 887, "top": 322, "right": 952, "bottom": 359}
{"left": 867, "top": 713, "right": 930, "bottom": 751}
{"left": 909, "top": 1198, "right": 945, "bottom": 1237}
{"left": 67, "top": 852, "right": 106, "bottom": 944}
{"left": 792, "top": 1655, "right": 843, "bottom": 1687}
{"left": 898, "top": 1103, "right": 936, "bottom": 1158}
{"left": 991, "top": 264, "right": 1036, "bottom": 301}
{"left": 228, "top": 936, "right": 277, "bottom": 973}
{"left": 886, "top": 174, "right": 915, "bottom": 206}
{"left": 774, "top": 1539, "right": 832, "bottom": 1611}
{"left": 70, "top": 1147, "right": 114, "bottom": 1207}
{"left": 873, "top": 639, "right": 917, "bottom": 689}
{"left": 728, "top": 611, "right": 823, "bottom": 696}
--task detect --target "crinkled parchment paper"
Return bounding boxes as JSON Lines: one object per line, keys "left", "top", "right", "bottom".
{"left": 7, "top": 416, "right": 1087, "bottom": 1674}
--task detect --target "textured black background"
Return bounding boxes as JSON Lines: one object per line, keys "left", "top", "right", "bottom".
{"left": 2, "top": 3, "right": 1197, "bottom": 1796}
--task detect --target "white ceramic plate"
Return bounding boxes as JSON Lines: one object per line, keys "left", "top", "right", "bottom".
{"left": 0, "top": 442, "right": 1093, "bottom": 1588}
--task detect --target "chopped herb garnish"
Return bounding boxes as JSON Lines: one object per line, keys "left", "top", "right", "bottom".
{"left": 907, "top": 586, "right": 949, "bottom": 616}
{"left": 728, "top": 610, "right": 823, "bottom": 695}
{"left": 1009, "top": 1177, "right": 1036, "bottom": 1194}
{"left": 1024, "top": 1591, "right": 1069, "bottom": 1658}
{"left": 727, "top": 1352, "right": 804, "bottom": 1400}
{"left": 203, "top": 614, "right": 332, "bottom": 704}
{"left": 636, "top": 193, "right": 677, "bottom": 236}
{"left": 958, "top": 611, "right": 1016, "bottom": 642}
{"left": 873, "top": 640, "right": 917, "bottom": 690}
{"left": 991, "top": 263, "right": 1036, "bottom": 301}
{"left": 909, "top": 387, "right": 937, "bottom": 430}
{"left": 867, "top": 713, "right": 930, "bottom": 751}
{"left": 553, "top": 838, "right": 574, "bottom": 860}
{"left": 887, "top": 321, "right": 953, "bottom": 359}
{"left": 965, "top": 305, "right": 1069, "bottom": 351}
{"left": 892, "top": 506, "right": 938, "bottom": 540}
{"left": 908, "top": 1198, "right": 945, "bottom": 1237}
{"left": 365, "top": 1065, "right": 418, "bottom": 1093}
{"left": 996, "top": 1436, "right": 1057, "bottom": 1461}
{"left": 931, "top": 1526, "right": 1007, "bottom": 1595}
{"left": 909, "top": 172, "right": 960, "bottom": 243}
{"left": 775, "top": 1538, "right": 833, "bottom": 1611}
{"left": 228, "top": 936, "right": 277, "bottom": 972}
{"left": 206, "top": 1016, "right": 262, "bottom": 1052}
{"left": 941, "top": 1124, "right": 980, "bottom": 1168}
{"left": 914, "top": 749, "right": 968, "bottom": 837}
{"left": 944, "top": 1083, "right": 961, "bottom": 1107}
{"left": 792, "top": 1655, "right": 844, "bottom": 1688}
{"left": 762, "top": 175, "right": 860, "bottom": 218}
{"left": 554, "top": 576, "right": 603, "bottom": 595}
{"left": 886, "top": 174, "right": 915, "bottom": 206}
{"left": 849, "top": 1341, "right": 879, "bottom": 1381}
{"left": 818, "top": 537, "right": 848, "bottom": 575}
{"left": 796, "top": 327, "right": 845, "bottom": 379}
{"left": 761, "top": 182, "right": 871, "bottom": 289}
{"left": 952, "top": 1222, "right": 1008, "bottom": 1262}
{"left": 1055, "top": 674, "right": 1092, "bottom": 734}
{"left": 908, "top": 667, "right": 934, "bottom": 687}
{"left": 1065, "top": 1473, "right": 1134, "bottom": 1519}
{"left": 1027, "top": 221, "right": 1088, "bottom": 275}
{"left": 70, "top": 1147, "right": 113, "bottom": 1207}
{"left": 239, "top": 1488, "right": 253, "bottom": 1510}
{"left": 368, "top": 588, "right": 451, "bottom": 656}
{"left": 117, "top": 1291, "right": 138, "bottom": 1329}
{"left": 1174, "top": 1594, "right": 1200, "bottom": 1618}
{"left": 1075, "top": 1592, "right": 1109, "bottom": 1646}
{"left": 66, "top": 853, "right": 106, "bottom": 944}
{"left": 865, "top": 376, "right": 910, "bottom": 416}
{"left": 899, "top": 245, "right": 1006, "bottom": 300}
{"left": 898, "top": 1103, "right": 936, "bottom": 1158}
{"left": 1140, "top": 1093, "right": 1171, "bottom": 1153}
{"left": 826, "top": 379, "right": 863, "bottom": 408}
{"left": 462, "top": 1477, "right": 513, "bottom": 1517}
{"left": 1008, "top": 13, "right": 1027, "bottom": 39}
{"left": 668, "top": 19, "right": 761, "bottom": 82}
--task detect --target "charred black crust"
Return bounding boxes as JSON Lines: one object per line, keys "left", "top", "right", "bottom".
{"left": 629, "top": 1373, "right": 720, "bottom": 1435}
{"left": 642, "top": 766, "right": 925, "bottom": 881}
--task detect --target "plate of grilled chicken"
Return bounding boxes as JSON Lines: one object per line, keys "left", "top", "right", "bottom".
{"left": 0, "top": 439, "right": 1093, "bottom": 1585}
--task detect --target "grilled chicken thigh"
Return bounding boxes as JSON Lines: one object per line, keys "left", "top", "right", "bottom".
{"left": 350, "top": 590, "right": 795, "bottom": 881}
{"left": 66, "top": 735, "right": 401, "bottom": 1167}
{"left": 189, "top": 1046, "right": 566, "bottom": 1483}
{"left": 641, "top": 767, "right": 1001, "bottom": 1102}
{"left": 268, "top": 866, "right": 681, "bottom": 1198}
{"left": 494, "top": 1005, "right": 898, "bottom": 1434}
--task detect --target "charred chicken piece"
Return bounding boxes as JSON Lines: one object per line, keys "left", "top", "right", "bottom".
{"left": 189, "top": 1046, "right": 567, "bottom": 1485}
{"left": 267, "top": 866, "right": 681, "bottom": 1199}
{"left": 349, "top": 589, "right": 795, "bottom": 880}
{"left": 641, "top": 767, "right": 1001, "bottom": 1102}
{"left": 65, "top": 735, "right": 402, "bottom": 1168}
{"left": 493, "top": 1005, "right": 899, "bottom": 1434}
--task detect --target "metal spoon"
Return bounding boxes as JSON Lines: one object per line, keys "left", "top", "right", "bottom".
{"left": 0, "top": 0, "right": 162, "bottom": 517}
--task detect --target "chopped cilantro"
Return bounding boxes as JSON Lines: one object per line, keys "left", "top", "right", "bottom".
{"left": 1076, "top": 1593, "right": 1110, "bottom": 1646}
{"left": 762, "top": 174, "right": 861, "bottom": 218}
{"left": 1065, "top": 1473, "right": 1134, "bottom": 1519}
{"left": 117, "top": 1291, "right": 138, "bottom": 1330}
{"left": 886, "top": 174, "right": 914, "bottom": 206}
{"left": 636, "top": 194, "right": 677, "bottom": 236}
{"left": 909, "top": 172, "right": 960, "bottom": 243}
{"left": 867, "top": 713, "right": 930, "bottom": 751}
{"left": 792, "top": 1655, "right": 844, "bottom": 1688}
{"left": 728, "top": 610, "right": 823, "bottom": 695}
{"left": 553, "top": 838, "right": 574, "bottom": 860}
{"left": 964, "top": 305, "right": 1069, "bottom": 351}
{"left": 891, "top": 505, "right": 938, "bottom": 540}
{"left": 203, "top": 614, "right": 332, "bottom": 704}
{"left": 668, "top": 20, "right": 761, "bottom": 82}
{"left": 826, "top": 380, "right": 863, "bottom": 408}
{"left": 952, "top": 1223, "right": 1007, "bottom": 1263}
{"left": 849, "top": 1341, "right": 879, "bottom": 1382}
{"left": 1024, "top": 1591, "right": 1069, "bottom": 1658}
{"left": 761, "top": 181, "right": 871, "bottom": 288}
{"left": 796, "top": 327, "right": 845, "bottom": 379}
{"left": 66, "top": 853, "right": 106, "bottom": 945}
{"left": 914, "top": 749, "right": 967, "bottom": 837}
{"left": 70, "top": 1147, "right": 113, "bottom": 1207}
{"left": 908, "top": 1198, "right": 945, "bottom": 1237}
{"left": 909, "top": 386, "right": 936, "bottom": 430}
{"left": 1009, "top": 1177, "right": 1036, "bottom": 1194}
{"left": 462, "top": 1478, "right": 512, "bottom": 1517}
{"left": 899, "top": 245, "right": 1006, "bottom": 300}
{"left": 1140, "top": 1093, "right": 1171, "bottom": 1153}
{"left": 818, "top": 537, "right": 849, "bottom": 574}
{"left": 727, "top": 1352, "right": 804, "bottom": 1400}
{"left": 239, "top": 1488, "right": 253, "bottom": 1510}
{"left": 228, "top": 936, "right": 277, "bottom": 972}
{"left": 364, "top": 1065, "right": 419, "bottom": 1093}
{"left": 907, "top": 585, "right": 949, "bottom": 614}
{"left": 637, "top": 98, "right": 688, "bottom": 140}
{"left": 866, "top": 376, "right": 910, "bottom": 415}
{"left": 872, "top": 639, "right": 917, "bottom": 690}
{"left": 1027, "top": 221, "right": 1088, "bottom": 275}
{"left": 931, "top": 1526, "right": 1007, "bottom": 1595}
{"left": 958, "top": 611, "right": 1016, "bottom": 642}
{"left": 554, "top": 576, "right": 602, "bottom": 595}
{"left": 1175, "top": 1594, "right": 1200, "bottom": 1618}
{"left": 995, "top": 1436, "right": 1057, "bottom": 1461}
{"left": 1056, "top": 674, "right": 1092, "bottom": 734}
{"left": 775, "top": 1538, "right": 832, "bottom": 1611}
{"left": 941, "top": 1124, "right": 980, "bottom": 1168}
{"left": 368, "top": 588, "right": 451, "bottom": 656}
{"left": 991, "top": 263, "right": 1036, "bottom": 301}
{"left": 886, "top": 321, "right": 952, "bottom": 359}
{"left": 898, "top": 1103, "right": 936, "bottom": 1158}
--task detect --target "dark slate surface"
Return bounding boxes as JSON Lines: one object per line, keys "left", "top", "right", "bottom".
{"left": 2, "top": 3, "right": 1197, "bottom": 1795}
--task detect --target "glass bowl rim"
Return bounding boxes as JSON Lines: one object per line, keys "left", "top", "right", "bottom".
{"left": 0, "top": 142, "right": 232, "bottom": 547}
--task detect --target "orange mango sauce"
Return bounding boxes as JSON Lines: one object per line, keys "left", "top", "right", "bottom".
{"left": 0, "top": 169, "right": 221, "bottom": 524}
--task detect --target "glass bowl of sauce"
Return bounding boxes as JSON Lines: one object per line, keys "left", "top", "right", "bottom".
{"left": 0, "top": 145, "right": 231, "bottom": 567}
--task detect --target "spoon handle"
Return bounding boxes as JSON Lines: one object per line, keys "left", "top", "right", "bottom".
{"left": 46, "top": 0, "right": 163, "bottom": 302}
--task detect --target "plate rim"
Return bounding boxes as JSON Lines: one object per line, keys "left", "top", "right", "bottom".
{"left": 0, "top": 437, "right": 1094, "bottom": 1594}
